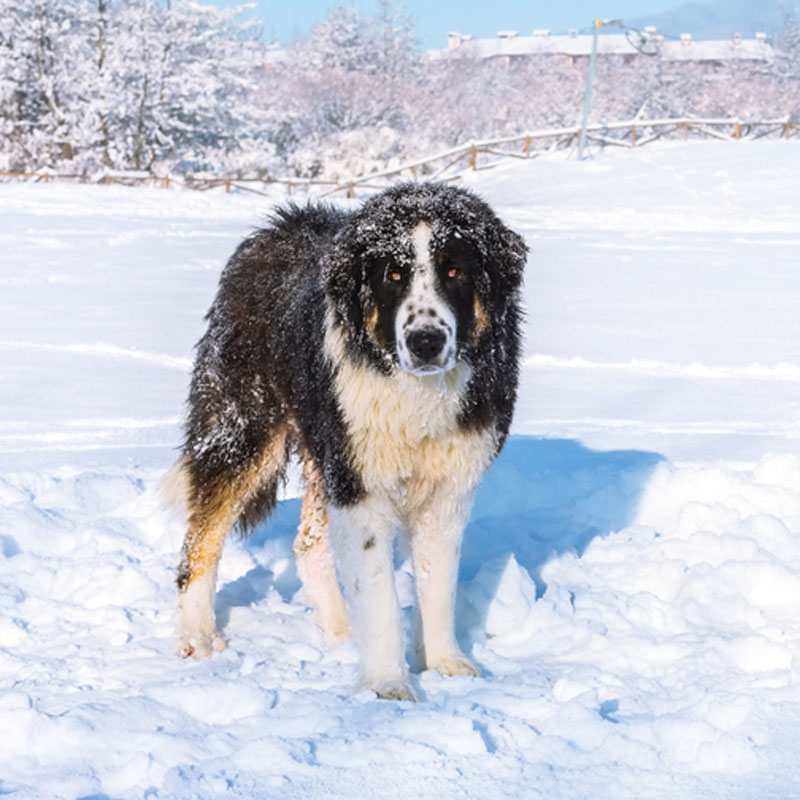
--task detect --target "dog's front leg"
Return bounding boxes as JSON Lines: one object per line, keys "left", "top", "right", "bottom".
{"left": 409, "top": 489, "right": 480, "bottom": 678}
{"left": 327, "top": 495, "right": 416, "bottom": 701}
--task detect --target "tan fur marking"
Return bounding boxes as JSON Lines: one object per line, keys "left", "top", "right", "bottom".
{"left": 293, "top": 457, "right": 329, "bottom": 556}
{"left": 366, "top": 305, "right": 381, "bottom": 344}
{"left": 176, "top": 426, "right": 291, "bottom": 657}
{"left": 473, "top": 295, "right": 490, "bottom": 339}
{"left": 293, "top": 455, "right": 352, "bottom": 642}
{"left": 180, "top": 424, "right": 289, "bottom": 587}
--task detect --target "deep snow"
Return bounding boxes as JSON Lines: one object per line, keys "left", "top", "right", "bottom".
{"left": 1, "top": 140, "right": 800, "bottom": 799}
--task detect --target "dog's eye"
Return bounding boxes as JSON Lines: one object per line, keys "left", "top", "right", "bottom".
{"left": 441, "top": 261, "right": 460, "bottom": 280}
{"left": 385, "top": 267, "right": 403, "bottom": 283}
{"left": 440, "top": 253, "right": 463, "bottom": 281}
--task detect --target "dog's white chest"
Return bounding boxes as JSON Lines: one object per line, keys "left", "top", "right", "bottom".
{"left": 338, "top": 368, "right": 493, "bottom": 500}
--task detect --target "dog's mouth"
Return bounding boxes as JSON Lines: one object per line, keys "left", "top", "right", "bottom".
{"left": 405, "top": 362, "right": 448, "bottom": 377}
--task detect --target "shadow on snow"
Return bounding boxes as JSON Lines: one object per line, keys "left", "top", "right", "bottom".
{"left": 463, "top": 436, "right": 665, "bottom": 594}
{"left": 214, "top": 497, "right": 303, "bottom": 632}
{"left": 216, "top": 436, "right": 665, "bottom": 645}
{"left": 459, "top": 437, "right": 664, "bottom": 656}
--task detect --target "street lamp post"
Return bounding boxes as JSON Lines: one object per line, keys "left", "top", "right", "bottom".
{"left": 578, "top": 19, "right": 657, "bottom": 159}
{"left": 578, "top": 19, "right": 603, "bottom": 160}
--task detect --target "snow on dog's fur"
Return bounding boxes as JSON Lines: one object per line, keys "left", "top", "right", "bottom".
{"left": 173, "top": 182, "right": 527, "bottom": 700}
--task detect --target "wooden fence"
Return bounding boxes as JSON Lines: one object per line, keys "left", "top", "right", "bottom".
{"left": 2, "top": 116, "right": 798, "bottom": 198}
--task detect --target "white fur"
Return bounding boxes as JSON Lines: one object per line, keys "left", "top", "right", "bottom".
{"left": 158, "top": 458, "right": 190, "bottom": 517}
{"left": 408, "top": 486, "right": 479, "bottom": 678}
{"left": 395, "top": 223, "right": 458, "bottom": 375}
{"left": 324, "top": 319, "right": 491, "bottom": 495}
{"left": 176, "top": 571, "right": 226, "bottom": 658}
{"left": 293, "top": 484, "right": 352, "bottom": 644}
{"left": 295, "top": 541, "right": 352, "bottom": 644}
{"left": 323, "top": 315, "right": 497, "bottom": 698}
{"left": 327, "top": 494, "right": 414, "bottom": 699}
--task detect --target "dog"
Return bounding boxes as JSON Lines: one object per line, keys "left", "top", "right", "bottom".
{"left": 173, "top": 182, "right": 526, "bottom": 700}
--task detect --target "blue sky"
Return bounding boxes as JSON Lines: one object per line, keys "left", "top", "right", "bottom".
{"left": 213, "top": 0, "right": 713, "bottom": 49}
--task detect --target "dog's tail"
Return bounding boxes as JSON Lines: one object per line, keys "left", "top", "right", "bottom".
{"left": 158, "top": 457, "right": 191, "bottom": 520}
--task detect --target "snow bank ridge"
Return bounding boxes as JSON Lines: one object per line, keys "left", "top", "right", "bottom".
{"left": 525, "top": 353, "right": 800, "bottom": 382}
{"left": 0, "top": 340, "right": 192, "bottom": 371}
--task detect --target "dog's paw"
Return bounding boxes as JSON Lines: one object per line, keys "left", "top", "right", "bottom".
{"left": 178, "top": 631, "right": 226, "bottom": 659}
{"left": 428, "top": 652, "right": 480, "bottom": 678}
{"left": 372, "top": 680, "right": 419, "bottom": 702}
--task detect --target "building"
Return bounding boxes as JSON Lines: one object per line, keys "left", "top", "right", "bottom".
{"left": 431, "top": 28, "right": 775, "bottom": 69}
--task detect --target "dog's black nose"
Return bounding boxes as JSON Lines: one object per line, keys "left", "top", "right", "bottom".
{"left": 406, "top": 328, "right": 446, "bottom": 363}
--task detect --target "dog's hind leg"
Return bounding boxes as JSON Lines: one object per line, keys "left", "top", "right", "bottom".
{"left": 293, "top": 457, "right": 352, "bottom": 643}
{"left": 176, "top": 425, "right": 289, "bottom": 658}
{"left": 176, "top": 477, "right": 236, "bottom": 659}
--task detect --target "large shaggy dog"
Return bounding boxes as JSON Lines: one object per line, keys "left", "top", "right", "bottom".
{"left": 174, "top": 182, "right": 526, "bottom": 700}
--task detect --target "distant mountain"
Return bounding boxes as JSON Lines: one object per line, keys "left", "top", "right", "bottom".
{"left": 625, "top": 0, "right": 798, "bottom": 39}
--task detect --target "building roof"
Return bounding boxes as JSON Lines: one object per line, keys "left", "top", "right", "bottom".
{"left": 430, "top": 30, "right": 775, "bottom": 63}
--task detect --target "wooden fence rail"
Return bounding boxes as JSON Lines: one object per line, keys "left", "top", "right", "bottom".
{"left": 2, "top": 117, "right": 797, "bottom": 198}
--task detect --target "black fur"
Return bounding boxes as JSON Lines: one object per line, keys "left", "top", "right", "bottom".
{"left": 181, "top": 182, "right": 526, "bottom": 532}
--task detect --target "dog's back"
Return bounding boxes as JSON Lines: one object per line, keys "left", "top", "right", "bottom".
{"left": 181, "top": 203, "right": 348, "bottom": 524}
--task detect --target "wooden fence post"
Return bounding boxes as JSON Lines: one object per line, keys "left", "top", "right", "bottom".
{"left": 631, "top": 125, "right": 637, "bottom": 146}
{"left": 786, "top": 121, "right": 792, "bottom": 140}
{"left": 469, "top": 144, "right": 477, "bottom": 170}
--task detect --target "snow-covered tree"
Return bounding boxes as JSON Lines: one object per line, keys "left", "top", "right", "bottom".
{"left": 1, "top": 0, "right": 797, "bottom": 181}
{"left": 108, "top": 1, "right": 268, "bottom": 174}
{"left": 263, "top": 2, "right": 422, "bottom": 177}
{"left": 372, "top": 0, "right": 418, "bottom": 84}
{"left": 772, "top": 8, "right": 800, "bottom": 89}
{"left": 0, "top": 0, "right": 270, "bottom": 175}
{"left": 0, "top": 0, "right": 83, "bottom": 169}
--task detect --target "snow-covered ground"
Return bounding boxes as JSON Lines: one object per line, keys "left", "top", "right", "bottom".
{"left": 1, "top": 140, "right": 799, "bottom": 799}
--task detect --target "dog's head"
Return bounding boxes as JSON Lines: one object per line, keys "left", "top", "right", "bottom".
{"left": 324, "top": 183, "right": 527, "bottom": 376}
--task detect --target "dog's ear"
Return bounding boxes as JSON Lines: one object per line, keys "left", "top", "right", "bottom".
{"left": 467, "top": 213, "right": 527, "bottom": 315}
{"left": 436, "top": 184, "right": 527, "bottom": 304}
{"left": 322, "top": 227, "right": 366, "bottom": 333}
{"left": 486, "top": 217, "right": 528, "bottom": 295}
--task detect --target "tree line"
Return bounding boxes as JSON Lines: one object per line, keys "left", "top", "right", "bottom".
{"left": 1, "top": 1, "right": 798, "bottom": 180}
